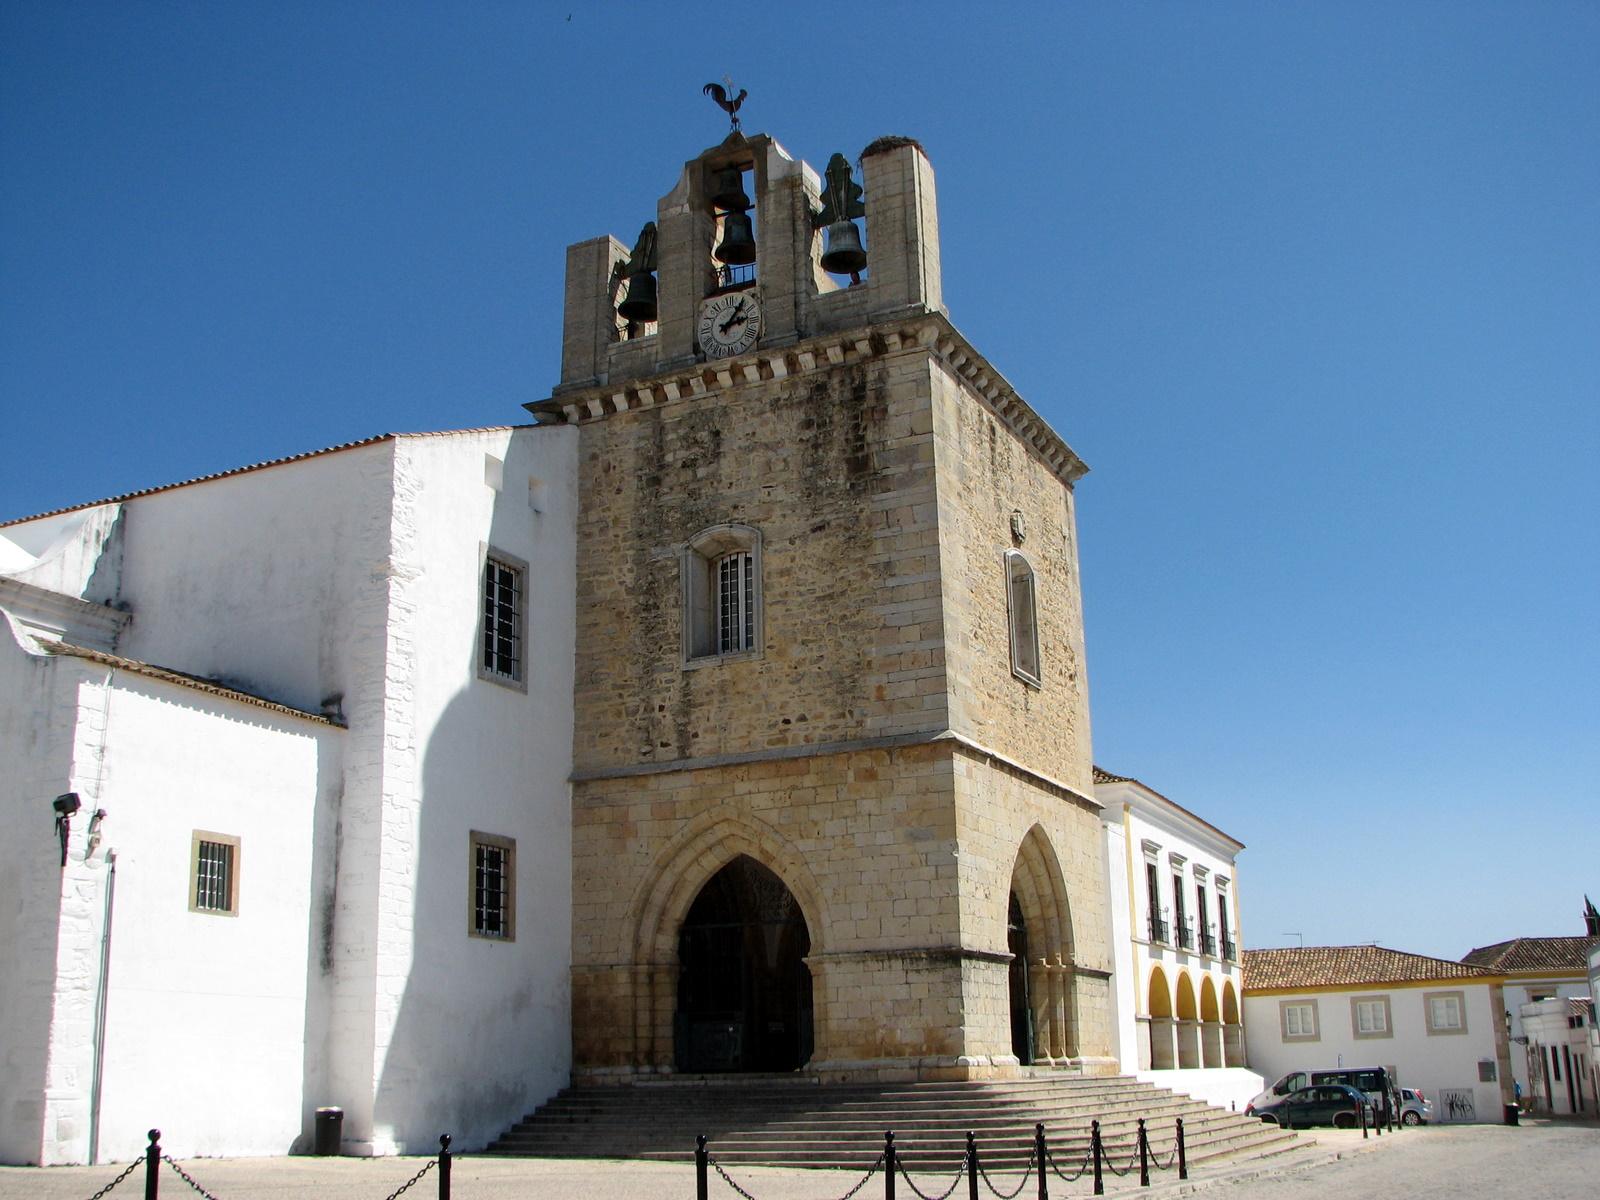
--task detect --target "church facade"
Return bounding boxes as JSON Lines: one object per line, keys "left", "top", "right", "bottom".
{"left": 0, "top": 125, "right": 1231, "bottom": 1166}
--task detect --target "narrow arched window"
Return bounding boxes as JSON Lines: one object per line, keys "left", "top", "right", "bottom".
{"left": 683, "top": 525, "right": 762, "bottom": 662}
{"left": 1006, "top": 550, "right": 1041, "bottom": 686}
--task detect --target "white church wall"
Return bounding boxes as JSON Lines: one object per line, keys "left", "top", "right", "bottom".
{"left": 1101, "top": 815, "right": 1140, "bottom": 1070}
{"left": 341, "top": 426, "right": 578, "bottom": 1153}
{"left": 0, "top": 623, "right": 80, "bottom": 1164}
{"left": 84, "top": 671, "right": 340, "bottom": 1164}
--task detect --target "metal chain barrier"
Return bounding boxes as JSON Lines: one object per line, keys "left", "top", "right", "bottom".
{"left": 896, "top": 1152, "right": 969, "bottom": 1200}
{"left": 1045, "top": 1144, "right": 1092, "bottom": 1183}
{"left": 81, "top": 1157, "right": 142, "bottom": 1200}
{"left": 977, "top": 1151, "right": 1034, "bottom": 1200}
{"left": 161, "top": 1156, "right": 224, "bottom": 1200}
{"left": 711, "top": 1152, "right": 883, "bottom": 1200}
{"left": 378, "top": 1156, "right": 439, "bottom": 1200}
{"left": 1099, "top": 1141, "right": 1137, "bottom": 1179}
{"left": 710, "top": 1156, "right": 762, "bottom": 1200}
{"left": 1150, "top": 1139, "right": 1180, "bottom": 1171}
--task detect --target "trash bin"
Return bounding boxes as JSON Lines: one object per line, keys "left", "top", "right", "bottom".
{"left": 1503, "top": 1103, "right": 1519, "bottom": 1127}
{"left": 314, "top": 1107, "right": 344, "bottom": 1155}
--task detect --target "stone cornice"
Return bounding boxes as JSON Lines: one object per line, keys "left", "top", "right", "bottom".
{"left": 525, "top": 311, "right": 1089, "bottom": 488}
{"left": 0, "top": 576, "right": 129, "bottom": 652}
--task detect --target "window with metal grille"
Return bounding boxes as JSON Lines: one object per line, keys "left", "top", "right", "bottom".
{"left": 471, "top": 832, "right": 515, "bottom": 941}
{"left": 717, "top": 550, "right": 755, "bottom": 654}
{"left": 682, "top": 525, "right": 761, "bottom": 662}
{"left": 1005, "top": 551, "right": 1041, "bottom": 685}
{"left": 480, "top": 552, "right": 525, "bottom": 686}
{"left": 190, "top": 832, "right": 239, "bottom": 915}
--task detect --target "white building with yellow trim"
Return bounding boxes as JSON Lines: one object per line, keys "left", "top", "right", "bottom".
{"left": 1097, "top": 768, "right": 1257, "bottom": 1110}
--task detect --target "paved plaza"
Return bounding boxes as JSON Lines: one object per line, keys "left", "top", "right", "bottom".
{"left": 0, "top": 1121, "right": 1595, "bottom": 1200}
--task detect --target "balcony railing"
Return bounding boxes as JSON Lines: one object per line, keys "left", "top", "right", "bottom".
{"left": 1175, "top": 920, "right": 1193, "bottom": 951}
{"left": 1221, "top": 936, "right": 1237, "bottom": 962}
{"left": 1148, "top": 915, "right": 1169, "bottom": 944}
{"left": 1199, "top": 930, "right": 1217, "bottom": 957}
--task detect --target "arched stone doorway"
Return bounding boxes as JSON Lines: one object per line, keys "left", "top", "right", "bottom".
{"left": 674, "top": 855, "right": 814, "bottom": 1073}
{"left": 1007, "top": 892, "right": 1034, "bottom": 1064}
{"left": 1007, "top": 826, "right": 1076, "bottom": 1064}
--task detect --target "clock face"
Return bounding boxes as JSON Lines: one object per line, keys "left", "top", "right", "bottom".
{"left": 697, "top": 291, "right": 762, "bottom": 359}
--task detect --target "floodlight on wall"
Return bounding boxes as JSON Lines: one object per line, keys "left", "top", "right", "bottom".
{"left": 53, "top": 792, "right": 80, "bottom": 868}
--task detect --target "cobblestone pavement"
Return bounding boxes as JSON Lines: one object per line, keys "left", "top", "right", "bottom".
{"left": 0, "top": 1121, "right": 1594, "bottom": 1200}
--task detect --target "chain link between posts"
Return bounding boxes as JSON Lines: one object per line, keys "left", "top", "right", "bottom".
{"left": 896, "top": 1152, "right": 969, "bottom": 1200}
{"left": 161, "top": 1156, "right": 224, "bottom": 1200}
{"left": 977, "top": 1151, "right": 1034, "bottom": 1199}
{"left": 378, "top": 1155, "right": 439, "bottom": 1200}
{"left": 712, "top": 1152, "right": 883, "bottom": 1200}
{"left": 81, "top": 1157, "right": 142, "bottom": 1200}
{"left": 1045, "top": 1144, "right": 1092, "bottom": 1183}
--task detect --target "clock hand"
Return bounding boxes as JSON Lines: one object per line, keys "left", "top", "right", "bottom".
{"left": 718, "top": 298, "right": 749, "bottom": 333}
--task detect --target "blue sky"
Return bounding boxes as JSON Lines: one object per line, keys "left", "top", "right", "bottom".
{"left": 3, "top": 2, "right": 1595, "bottom": 960}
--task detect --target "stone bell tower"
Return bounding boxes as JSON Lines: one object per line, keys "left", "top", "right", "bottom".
{"left": 529, "top": 122, "right": 1115, "bottom": 1082}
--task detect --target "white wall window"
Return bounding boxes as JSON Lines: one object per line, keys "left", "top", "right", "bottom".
{"left": 1352, "top": 995, "right": 1393, "bottom": 1038}
{"left": 1005, "top": 550, "right": 1041, "bottom": 686}
{"left": 189, "top": 831, "right": 240, "bottom": 916}
{"left": 1281, "top": 999, "right": 1319, "bottom": 1041}
{"left": 480, "top": 548, "right": 528, "bottom": 688}
{"left": 683, "top": 524, "right": 762, "bottom": 662}
{"left": 470, "top": 831, "right": 516, "bottom": 941}
{"left": 1426, "top": 990, "right": 1467, "bottom": 1035}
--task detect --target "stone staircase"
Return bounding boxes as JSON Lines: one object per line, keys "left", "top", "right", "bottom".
{"left": 484, "top": 1075, "right": 1301, "bottom": 1170}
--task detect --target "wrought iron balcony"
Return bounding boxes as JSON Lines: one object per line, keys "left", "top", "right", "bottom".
{"left": 1148, "top": 915, "right": 1170, "bottom": 944}
{"left": 1176, "top": 921, "right": 1194, "bottom": 951}
{"left": 1221, "top": 936, "right": 1237, "bottom": 962}
{"left": 1199, "top": 930, "right": 1218, "bottom": 957}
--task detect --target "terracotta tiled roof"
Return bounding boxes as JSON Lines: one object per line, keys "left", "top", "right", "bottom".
{"left": 0, "top": 427, "right": 528, "bottom": 529}
{"left": 1242, "top": 945, "right": 1499, "bottom": 991}
{"left": 1461, "top": 936, "right": 1600, "bottom": 973}
{"left": 45, "top": 642, "right": 343, "bottom": 727}
{"left": 1090, "top": 765, "right": 1243, "bottom": 850}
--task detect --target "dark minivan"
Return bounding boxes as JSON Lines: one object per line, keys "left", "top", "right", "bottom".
{"left": 1251, "top": 1067, "right": 1400, "bottom": 1117}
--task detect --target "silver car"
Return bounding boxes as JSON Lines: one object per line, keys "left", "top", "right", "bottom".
{"left": 1399, "top": 1087, "right": 1433, "bottom": 1125}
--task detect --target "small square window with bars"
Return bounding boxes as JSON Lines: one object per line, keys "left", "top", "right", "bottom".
{"left": 481, "top": 554, "right": 525, "bottom": 684}
{"left": 716, "top": 550, "right": 755, "bottom": 654}
{"left": 190, "top": 833, "right": 239, "bottom": 915}
{"left": 471, "top": 832, "right": 515, "bottom": 941}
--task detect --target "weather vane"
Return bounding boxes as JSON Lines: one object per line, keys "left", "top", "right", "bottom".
{"left": 703, "top": 77, "right": 747, "bottom": 132}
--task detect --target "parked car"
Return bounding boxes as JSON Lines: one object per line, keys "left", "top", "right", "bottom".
{"left": 1250, "top": 1067, "right": 1401, "bottom": 1119}
{"left": 1398, "top": 1087, "right": 1432, "bottom": 1126}
{"left": 1247, "top": 1083, "right": 1374, "bottom": 1129}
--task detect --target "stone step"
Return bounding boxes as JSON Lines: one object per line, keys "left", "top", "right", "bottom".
{"left": 483, "top": 1074, "right": 1300, "bottom": 1170}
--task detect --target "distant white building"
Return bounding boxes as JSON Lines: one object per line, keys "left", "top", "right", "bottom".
{"left": 1097, "top": 768, "right": 1257, "bottom": 1110}
{"left": 1462, "top": 911, "right": 1600, "bottom": 1104}
{"left": 1242, "top": 945, "right": 1512, "bottom": 1123}
{"left": 0, "top": 427, "right": 578, "bottom": 1165}
{"left": 1518, "top": 997, "right": 1594, "bottom": 1116}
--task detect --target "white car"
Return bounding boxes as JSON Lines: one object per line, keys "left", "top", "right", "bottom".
{"left": 1399, "top": 1087, "right": 1433, "bottom": 1125}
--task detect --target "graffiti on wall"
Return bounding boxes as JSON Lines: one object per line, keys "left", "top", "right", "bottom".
{"left": 1438, "top": 1088, "right": 1477, "bottom": 1122}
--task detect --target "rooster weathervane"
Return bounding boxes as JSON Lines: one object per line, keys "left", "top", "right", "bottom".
{"left": 703, "top": 77, "right": 748, "bottom": 132}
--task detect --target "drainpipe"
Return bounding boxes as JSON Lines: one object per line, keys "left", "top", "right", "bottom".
{"left": 88, "top": 849, "right": 117, "bottom": 1165}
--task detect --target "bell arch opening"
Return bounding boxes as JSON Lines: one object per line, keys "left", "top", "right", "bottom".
{"left": 674, "top": 854, "right": 814, "bottom": 1073}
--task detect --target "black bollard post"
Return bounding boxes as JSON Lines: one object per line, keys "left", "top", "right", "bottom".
{"left": 696, "top": 1135, "right": 709, "bottom": 1200}
{"left": 1137, "top": 1118, "right": 1149, "bottom": 1188}
{"left": 1283, "top": 1104, "right": 1293, "bottom": 1132}
{"left": 1176, "top": 1117, "right": 1187, "bottom": 1181}
{"left": 885, "top": 1131, "right": 896, "bottom": 1200}
{"left": 1091, "top": 1120, "right": 1103, "bottom": 1197}
{"left": 966, "top": 1132, "right": 979, "bottom": 1200}
{"left": 145, "top": 1129, "right": 160, "bottom": 1200}
{"left": 1035, "top": 1123, "right": 1048, "bottom": 1200}
{"left": 1387, "top": 1091, "right": 1395, "bottom": 1133}
{"left": 1360, "top": 1098, "right": 1369, "bottom": 1140}
{"left": 1374, "top": 1097, "right": 1381, "bottom": 1138}
{"left": 438, "top": 1134, "right": 452, "bottom": 1200}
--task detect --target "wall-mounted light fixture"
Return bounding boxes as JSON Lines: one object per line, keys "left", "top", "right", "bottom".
{"left": 86, "top": 808, "right": 107, "bottom": 860}
{"left": 53, "top": 792, "right": 81, "bottom": 868}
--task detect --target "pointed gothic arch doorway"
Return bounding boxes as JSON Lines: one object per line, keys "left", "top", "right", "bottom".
{"left": 674, "top": 855, "right": 814, "bottom": 1073}
{"left": 1007, "top": 892, "right": 1034, "bottom": 1064}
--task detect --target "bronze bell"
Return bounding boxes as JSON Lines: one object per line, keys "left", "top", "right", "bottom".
{"left": 709, "top": 167, "right": 751, "bottom": 214}
{"left": 714, "top": 211, "right": 757, "bottom": 265}
{"left": 820, "top": 219, "right": 867, "bottom": 275}
{"left": 617, "top": 271, "right": 658, "bottom": 322}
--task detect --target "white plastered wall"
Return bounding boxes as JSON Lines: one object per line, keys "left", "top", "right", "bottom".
{"left": 1243, "top": 982, "right": 1506, "bottom": 1121}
